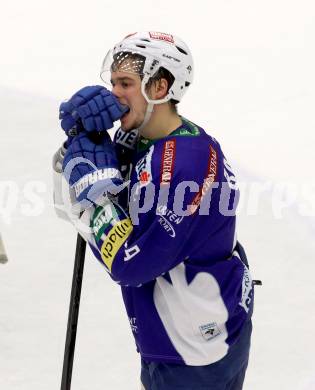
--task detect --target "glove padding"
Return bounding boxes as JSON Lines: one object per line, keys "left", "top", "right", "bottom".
{"left": 59, "top": 85, "right": 129, "bottom": 135}
{"left": 62, "top": 131, "right": 123, "bottom": 207}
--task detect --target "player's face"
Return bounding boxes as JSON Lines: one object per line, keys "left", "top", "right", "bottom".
{"left": 111, "top": 71, "right": 147, "bottom": 131}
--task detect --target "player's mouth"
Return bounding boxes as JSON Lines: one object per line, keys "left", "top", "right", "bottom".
{"left": 121, "top": 108, "right": 131, "bottom": 123}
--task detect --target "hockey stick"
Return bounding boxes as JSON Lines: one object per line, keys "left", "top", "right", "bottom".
{"left": 0, "top": 234, "right": 8, "bottom": 264}
{"left": 60, "top": 233, "right": 86, "bottom": 390}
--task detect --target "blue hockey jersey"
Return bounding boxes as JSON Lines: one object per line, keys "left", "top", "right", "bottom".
{"left": 88, "top": 117, "right": 254, "bottom": 366}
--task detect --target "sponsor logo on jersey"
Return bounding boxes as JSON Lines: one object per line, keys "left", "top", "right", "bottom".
{"left": 239, "top": 264, "right": 253, "bottom": 313}
{"left": 223, "top": 157, "right": 238, "bottom": 190}
{"left": 100, "top": 218, "right": 133, "bottom": 271}
{"left": 156, "top": 205, "right": 184, "bottom": 238}
{"left": 149, "top": 32, "right": 174, "bottom": 44}
{"left": 160, "top": 140, "right": 176, "bottom": 185}
{"left": 129, "top": 317, "right": 138, "bottom": 333}
{"left": 92, "top": 203, "right": 121, "bottom": 241}
{"left": 73, "top": 168, "right": 122, "bottom": 197}
{"left": 135, "top": 146, "right": 154, "bottom": 186}
{"left": 115, "top": 128, "right": 138, "bottom": 149}
{"left": 199, "top": 322, "right": 221, "bottom": 341}
{"left": 189, "top": 145, "right": 217, "bottom": 214}
{"left": 139, "top": 171, "right": 150, "bottom": 184}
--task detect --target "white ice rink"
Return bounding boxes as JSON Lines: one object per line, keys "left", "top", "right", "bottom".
{"left": 1, "top": 1, "right": 315, "bottom": 389}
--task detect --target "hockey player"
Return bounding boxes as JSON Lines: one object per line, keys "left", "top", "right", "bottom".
{"left": 53, "top": 32, "right": 254, "bottom": 389}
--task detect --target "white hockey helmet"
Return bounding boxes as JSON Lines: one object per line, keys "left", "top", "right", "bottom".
{"left": 100, "top": 31, "right": 194, "bottom": 105}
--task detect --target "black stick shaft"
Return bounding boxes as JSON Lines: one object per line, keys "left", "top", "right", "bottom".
{"left": 61, "top": 234, "right": 87, "bottom": 390}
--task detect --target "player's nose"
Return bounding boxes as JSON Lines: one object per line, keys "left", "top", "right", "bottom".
{"left": 112, "top": 87, "right": 127, "bottom": 106}
{"left": 112, "top": 84, "right": 122, "bottom": 99}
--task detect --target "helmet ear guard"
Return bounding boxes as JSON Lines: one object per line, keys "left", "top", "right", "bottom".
{"left": 140, "top": 61, "right": 173, "bottom": 105}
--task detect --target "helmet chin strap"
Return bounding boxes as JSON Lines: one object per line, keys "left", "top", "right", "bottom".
{"left": 138, "top": 102, "right": 154, "bottom": 132}
{"left": 137, "top": 77, "right": 170, "bottom": 133}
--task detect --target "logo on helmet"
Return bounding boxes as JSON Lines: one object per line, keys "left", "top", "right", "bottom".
{"left": 162, "top": 53, "right": 180, "bottom": 63}
{"left": 149, "top": 32, "right": 174, "bottom": 44}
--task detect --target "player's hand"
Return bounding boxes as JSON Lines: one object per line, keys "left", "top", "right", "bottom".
{"left": 59, "top": 85, "right": 129, "bottom": 136}
{"left": 62, "top": 131, "right": 123, "bottom": 207}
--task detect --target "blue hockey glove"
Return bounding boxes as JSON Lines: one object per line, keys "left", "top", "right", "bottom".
{"left": 62, "top": 131, "right": 123, "bottom": 207}
{"left": 59, "top": 85, "right": 129, "bottom": 135}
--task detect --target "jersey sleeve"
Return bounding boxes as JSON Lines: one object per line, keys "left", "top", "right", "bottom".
{"left": 87, "top": 136, "right": 221, "bottom": 286}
